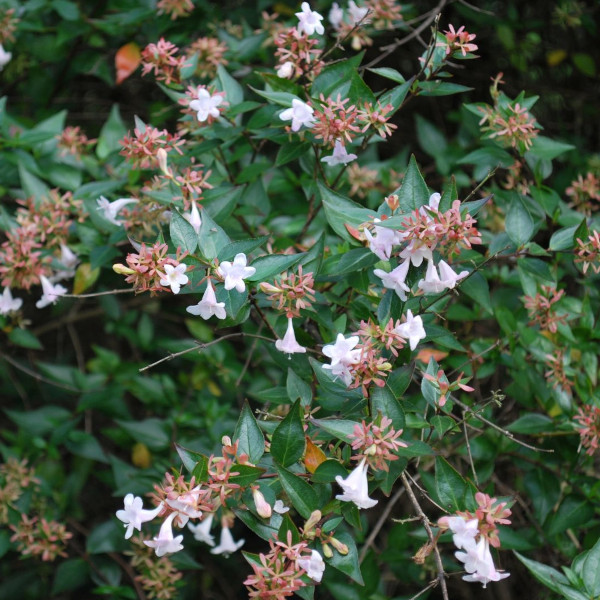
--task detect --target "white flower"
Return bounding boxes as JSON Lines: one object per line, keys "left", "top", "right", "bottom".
{"left": 296, "top": 2, "right": 324, "bottom": 36}
{"left": 297, "top": 549, "right": 326, "bottom": 582}
{"left": 323, "top": 361, "right": 354, "bottom": 386}
{"left": 444, "top": 516, "right": 479, "bottom": 550}
{"left": 275, "top": 317, "right": 307, "bottom": 357}
{"left": 96, "top": 196, "right": 138, "bottom": 226}
{"left": 438, "top": 260, "right": 469, "bottom": 289}
{"left": 395, "top": 309, "right": 426, "bottom": 351}
{"left": 189, "top": 88, "right": 223, "bottom": 122}
{"left": 322, "top": 333, "right": 360, "bottom": 367}
{"left": 216, "top": 253, "right": 256, "bottom": 293}
{"left": 36, "top": 275, "right": 67, "bottom": 309}
{"left": 420, "top": 192, "right": 441, "bottom": 217}
{"left": 188, "top": 513, "right": 215, "bottom": 546}
{"left": 51, "top": 244, "right": 80, "bottom": 282}
{"left": 186, "top": 282, "right": 226, "bottom": 320}
{"left": 0, "top": 44, "right": 11, "bottom": 71}
{"left": 374, "top": 259, "right": 410, "bottom": 300}
{"left": 277, "top": 61, "right": 295, "bottom": 79}
{"left": 160, "top": 263, "right": 189, "bottom": 294}
{"left": 280, "top": 99, "right": 315, "bottom": 132}
{"left": 329, "top": 2, "right": 344, "bottom": 29}
{"left": 183, "top": 201, "right": 202, "bottom": 234}
{"left": 0, "top": 287, "right": 23, "bottom": 315}
{"left": 455, "top": 537, "right": 510, "bottom": 588}
{"left": 321, "top": 140, "right": 357, "bottom": 166}
{"left": 348, "top": 1, "right": 369, "bottom": 25}
{"left": 399, "top": 239, "right": 433, "bottom": 267}
{"left": 335, "top": 458, "right": 378, "bottom": 509}
{"left": 273, "top": 500, "right": 290, "bottom": 514}
{"left": 144, "top": 512, "right": 184, "bottom": 557}
{"left": 210, "top": 526, "right": 245, "bottom": 556}
{"left": 165, "top": 485, "right": 203, "bottom": 527}
{"left": 363, "top": 219, "right": 402, "bottom": 261}
{"left": 116, "top": 494, "right": 163, "bottom": 540}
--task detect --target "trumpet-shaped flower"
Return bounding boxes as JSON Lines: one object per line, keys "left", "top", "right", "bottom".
{"left": 443, "top": 515, "right": 479, "bottom": 550}
{"left": 165, "top": 485, "right": 203, "bottom": 527}
{"left": 364, "top": 219, "right": 402, "bottom": 261}
{"left": 297, "top": 549, "right": 326, "bottom": 582}
{"left": 335, "top": 458, "right": 378, "bottom": 509}
{"left": 96, "top": 196, "right": 138, "bottom": 226}
{"left": 348, "top": 1, "right": 369, "bottom": 25}
{"left": 36, "top": 275, "right": 67, "bottom": 309}
{"left": 116, "top": 494, "right": 164, "bottom": 539}
{"left": 0, "top": 287, "right": 23, "bottom": 314}
{"left": 329, "top": 2, "right": 344, "bottom": 29}
{"left": 275, "top": 317, "right": 307, "bottom": 356}
{"left": 187, "top": 513, "right": 215, "bottom": 546}
{"left": 296, "top": 2, "right": 325, "bottom": 36}
{"left": 144, "top": 512, "right": 184, "bottom": 557}
{"left": 374, "top": 259, "right": 410, "bottom": 300}
{"left": 160, "top": 263, "right": 189, "bottom": 294}
{"left": 216, "top": 253, "right": 255, "bottom": 293}
{"left": 186, "top": 283, "right": 226, "bottom": 320}
{"left": 210, "top": 526, "right": 245, "bottom": 556}
{"left": 322, "top": 333, "right": 360, "bottom": 366}
{"left": 438, "top": 260, "right": 469, "bottom": 288}
{"left": 0, "top": 44, "right": 11, "bottom": 70}
{"left": 189, "top": 88, "right": 224, "bottom": 122}
{"left": 280, "top": 99, "right": 315, "bottom": 132}
{"left": 418, "top": 260, "right": 468, "bottom": 294}
{"left": 395, "top": 309, "right": 426, "bottom": 351}
{"left": 321, "top": 140, "right": 357, "bottom": 166}
{"left": 455, "top": 537, "right": 510, "bottom": 588}
{"left": 183, "top": 201, "right": 202, "bottom": 234}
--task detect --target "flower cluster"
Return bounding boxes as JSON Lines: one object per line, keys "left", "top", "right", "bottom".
{"left": 156, "top": 0, "right": 194, "bottom": 20}
{"left": 56, "top": 125, "right": 96, "bottom": 156}
{"left": 0, "top": 458, "right": 39, "bottom": 524}
{"left": 438, "top": 493, "right": 511, "bottom": 588}
{"left": 9, "top": 514, "right": 72, "bottom": 562}
{"left": 141, "top": 38, "right": 187, "bottom": 85}
{"left": 443, "top": 24, "right": 478, "bottom": 56}
{"left": 274, "top": 27, "right": 324, "bottom": 80}
{"left": 349, "top": 416, "right": 407, "bottom": 471}
{"left": 0, "top": 7, "right": 18, "bottom": 45}
{"left": 186, "top": 37, "right": 228, "bottom": 78}
{"left": 479, "top": 99, "right": 539, "bottom": 153}
{"left": 575, "top": 230, "right": 600, "bottom": 274}
{"left": 544, "top": 349, "right": 574, "bottom": 395}
{"left": 422, "top": 368, "right": 474, "bottom": 407}
{"left": 120, "top": 125, "right": 185, "bottom": 169}
{"left": 260, "top": 266, "right": 315, "bottom": 318}
{"left": 574, "top": 404, "right": 600, "bottom": 455}
{"left": 114, "top": 241, "right": 188, "bottom": 295}
{"left": 522, "top": 285, "right": 567, "bottom": 333}
{"left": 566, "top": 172, "right": 600, "bottom": 215}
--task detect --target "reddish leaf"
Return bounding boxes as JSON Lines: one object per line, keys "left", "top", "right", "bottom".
{"left": 304, "top": 438, "right": 326, "bottom": 474}
{"left": 115, "top": 42, "right": 141, "bottom": 85}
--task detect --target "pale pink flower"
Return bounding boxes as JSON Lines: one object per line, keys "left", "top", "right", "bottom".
{"left": 187, "top": 513, "right": 215, "bottom": 546}
{"left": 183, "top": 201, "right": 202, "bottom": 234}
{"left": 275, "top": 317, "right": 307, "bottom": 356}
{"left": 364, "top": 219, "right": 402, "bottom": 261}
{"left": 280, "top": 99, "right": 315, "bottom": 132}
{"left": 189, "top": 88, "right": 224, "bottom": 122}
{"left": 321, "top": 140, "right": 357, "bottom": 166}
{"left": 216, "top": 253, "right": 256, "bottom": 293}
{"left": 335, "top": 458, "right": 378, "bottom": 509}
{"left": 0, "top": 287, "right": 22, "bottom": 314}
{"left": 297, "top": 549, "right": 326, "bottom": 582}
{"left": 374, "top": 259, "right": 410, "bottom": 300}
{"left": 36, "top": 275, "right": 67, "bottom": 309}
{"left": 455, "top": 537, "right": 510, "bottom": 588}
{"left": 159, "top": 263, "right": 189, "bottom": 294}
{"left": 395, "top": 309, "right": 426, "bottom": 351}
{"left": 296, "top": 2, "right": 324, "bottom": 36}
{"left": 210, "top": 526, "right": 244, "bottom": 555}
{"left": 144, "top": 512, "right": 184, "bottom": 557}
{"left": 116, "top": 494, "right": 163, "bottom": 539}
{"left": 186, "top": 282, "right": 226, "bottom": 320}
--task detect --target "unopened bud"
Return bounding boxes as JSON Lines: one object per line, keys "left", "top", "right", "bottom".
{"left": 156, "top": 148, "right": 172, "bottom": 177}
{"left": 259, "top": 281, "right": 283, "bottom": 294}
{"left": 385, "top": 194, "right": 399, "bottom": 211}
{"left": 364, "top": 445, "right": 377, "bottom": 456}
{"left": 221, "top": 435, "right": 232, "bottom": 447}
{"left": 277, "top": 61, "right": 294, "bottom": 79}
{"left": 321, "top": 542, "right": 333, "bottom": 558}
{"left": 252, "top": 488, "right": 272, "bottom": 519}
{"left": 113, "top": 263, "right": 135, "bottom": 275}
{"left": 329, "top": 537, "right": 349, "bottom": 555}
{"left": 304, "top": 510, "right": 322, "bottom": 532}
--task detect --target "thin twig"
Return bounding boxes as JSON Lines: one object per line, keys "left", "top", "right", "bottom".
{"left": 359, "top": 484, "right": 406, "bottom": 563}
{"left": 139, "top": 332, "right": 276, "bottom": 373}
{"left": 62, "top": 288, "right": 135, "bottom": 298}
{"left": 407, "top": 580, "right": 439, "bottom": 600}
{"left": 236, "top": 323, "right": 263, "bottom": 387}
{"left": 401, "top": 472, "right": 449, "bottom": 600}
{"left": 462, "top": 415, "right": 479, "bottom": 486}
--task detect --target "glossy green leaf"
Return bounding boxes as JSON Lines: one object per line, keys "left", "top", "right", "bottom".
{"left": 199, "top": 208, "right": 231, "bottom": 259}
{"left": 233, "top": 401, "right": 265, "bottom": 464}
{"left": 96, "top": 104, "right": 127, "bottom": 159}
{"left": 325, "top": 530, "right": 364, "bottom": 585}
{"left": 319, "top": 182, "right": 373, "bottom": 242}
{"left": 276, "top": 465, "right": 318, "bottom": 519}
{"left": 170, "top": 210, "right": 198, "bottom": 254}
{"left": 312, "top": 419, "right": 359, "bottom": 443}
{"left": 394, "top": 155, "right": 430, "bottom": 212}
{"left": 370, "top": 384, "right": 405, "bottom": 430}
{"left": 286, "top": 368, "right": 312, "bottom": 406}
{"left": 435, "top": 456, "right": 466, "bottom": 512}
{"left": 506, "top": 197, "right": 534, "bottom": 246}
{"left": 271, "top": 400, "right": 305, "bottom": 467}
{"left": 247, "top": 253, "right": 305, "bottom": 281}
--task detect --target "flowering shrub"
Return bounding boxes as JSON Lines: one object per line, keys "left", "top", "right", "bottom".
{"left": 1, "top": 1, "right": 600, "bottom": 599}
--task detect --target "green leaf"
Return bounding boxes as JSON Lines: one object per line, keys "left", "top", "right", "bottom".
{"left": 394, "top": 155, "right": 430, "bottom": 212}
{"left": 276, "top": 142, "right": 311, "bottom": 166}
{"left": 218, "top": 237, "right": 268, "bottom": 263}
{"left": 286, "top": 368, "right": 312, "bottom": 406}
{"left": 312, "top": 459, "right": 348, "bottom": 484}
{"left": 526, "top": 135, "right": 575, "bottom": 161}
{"left": 199, "top": 209, "right": 230, "bottom": 260}
{"left": 312, "top": 419, "right": 359, "bottom": 443}
{"left": 51, "top": 558, "right": 88, "bottom": 594}
{"left": 460, "top": 271, "right": 492, "bottom": 314}
{"left": 507, "top": 414, "right": 553, "bottom": 434}
{"left": 170, "top": 210, "right": 198, "bottom": 254}
{"left": 415, "top": 114, "right": 447, "bottom": 157}
{"left": 115, "top": 418, "right": 170, "bottom": 450}
{"left": 249, "top": 87, "right": 298, "bottom": 107}
{"left": 435, "top": 457, "right": 466, "bottom": 512}
{"left": 417, "top": 81, "right": 473, "bottom": 96}
{"left": 514, "top": 552, "right": 570, "bottom": 595}
{"left": 370, "top": 384, "right": 405, "bottom": 430}
{"left": 96, "top": 104, "right": 127, "bottom": 160}
{"left": 319, "top": 181, "right": 374, "bottom": 242}
{"left": 233, "top": 401, "right": 265, "bottom": 464}
{"left": 8, "top": 328, "right": 43, "bottom": 350}
{"left": 506, "top": 197, "right": 534, "bottom": 246}
{"left": 247, "top": 253, "right": 305, "bottom": 281}
{"left": 379, "top": 79, "right": 413, "bottom": 113}
{"left": 18, "top": 162, "right": 50, "bottom": 200}
{"left": 175, "top": 443, "right": 209, "bottom": 474}
{"left": 229, "top": 464, "right": 265, "bottom": 487}
{"left": 271, "top": 400, "right": 306, "bottom": 467}
{"left": 325, "top": 530, "right": 364, "bottom": 585}
{"left": 549, "top": 225, "right": 578, "bottom": 251}
{"left": 5, "top": 406, "right": 71, "bottom": 437}
{"left": 367, "top": 67, "right": 405, "bottom": 83}
{"left": 322, "top": 248, "right": 379, "bottom": 276}
{"left": 217, "top": 64, "right": 244, "bottom": 106}
{"left": 87, "top": 520, "right": 128, "bottom": 554}
{"left": 581, "top": 536, "right": 600, "bottom": 595}
{"left": 276, "top": 466, "right": 318, "bottom": 519}
{"left": 235, "top": 511, "right": 280, "bottom": 542}
{"left": 545, "top": 496, "right": 594, "bottom": 537}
